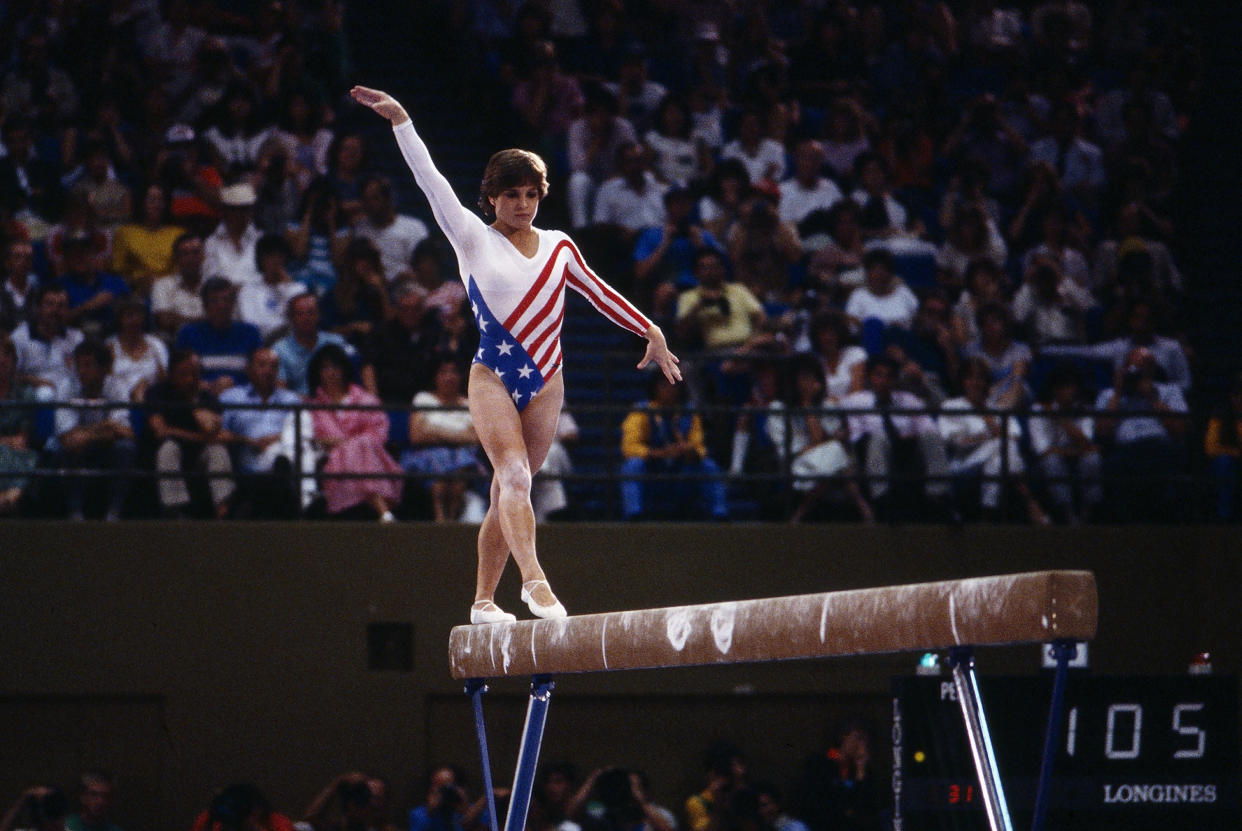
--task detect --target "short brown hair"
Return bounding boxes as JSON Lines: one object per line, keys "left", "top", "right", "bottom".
{"left": 477, "top": 149, "right": 548, "bottom": 218}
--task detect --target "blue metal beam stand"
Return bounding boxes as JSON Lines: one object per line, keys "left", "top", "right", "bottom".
{"left": 504, "top": 675, "right": 555, "bottom": 831}
{"left": 1031, "top": 640, "right": 1076, "bottom": 831}
{"left": 466, "top": 679, "right": 500, "bottom": 831}
{"left": 948, "top": 647, "right": 1014, "bottom": 831}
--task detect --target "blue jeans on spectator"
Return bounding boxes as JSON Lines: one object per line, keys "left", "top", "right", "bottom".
{"left": 620, "top": 456, "right": 728, "bottom": 520}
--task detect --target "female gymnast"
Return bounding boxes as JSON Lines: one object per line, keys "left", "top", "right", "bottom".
{"left": 351, "top": 86, "right": 681, "bottom": 624}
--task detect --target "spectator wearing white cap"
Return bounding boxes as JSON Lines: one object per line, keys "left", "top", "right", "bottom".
{"left": 203, "top": 182, "right": 263, "bottom": 286}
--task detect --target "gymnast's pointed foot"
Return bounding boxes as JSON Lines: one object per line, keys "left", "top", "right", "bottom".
{"left": 521, "top": 579, "right": 568, "bottom": 619}
{"left": 470, "top": 600, "right": 516, "bottom": 625}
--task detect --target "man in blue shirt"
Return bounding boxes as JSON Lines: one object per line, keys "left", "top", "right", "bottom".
{"left": 58, "top": 232, "right": 129, "bottom": 336}
{"left": 174, "top": 276, "right": 262, "bottom": 394}
{"left": 220, "top": 347, "right": 306, "bottom": 518}
{"left": 271, "top": 292, "right": 353, "bottom": 394}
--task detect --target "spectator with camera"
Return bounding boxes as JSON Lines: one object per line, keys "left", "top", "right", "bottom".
{"left": 302, "top": 773, "right": 398, "bottom": 831}
{"left": 190, "top": 783, "right": 294, "bottom": 831}
{"left": 632, "top": 186, "right": 725, "bottom": 319}
{"left": 409, "top": 766, "right": 497, "bottom": 831}
{"left": 674, "top": 249, "right": 765, "bottom": 353}
{"left": 65, "top": 772, "right": 122, "bottom": 831}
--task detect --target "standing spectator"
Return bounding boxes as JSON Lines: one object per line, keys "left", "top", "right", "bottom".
{"left": 144, "top": 348, "right": 235, "bottom": 519}
{"left": 361, "top": 281, "right": 443, "bottom": 405}
{"left": 107, "top": 300, "right": 168, "bottom": 402}
{"left": 65, "top": 772, "right": 123, "bottom": 831}
{"left": 302, "top": 774, "right": 399, "bottom": 831}
{"left": 151, "top": 232, "right": 207, "bottom": 339}
{"left": 12, "top": 284, "right": 85, "bottom": 390}
{"left": 844, "top": 249, "right": 920, "bottom": 334}
{"left": 203, "top": 183, "right": 263, "bottom": 287}
{"left": 675, "top": 249, "right": 765, "bottom": 352}
{"left": 1204, "top": 372, "right": 1242, "bottom": 522}
{"left": 721, "top": 110, "right": 786, "bottom": 185}
{"left": 938, "top": 357, "right": 1048, "bottom": 523}
{"left": 352, "top": 175, "right": 430, "bottom": 283}
{"left": 1029, "top": 362, "right": 1103, "bottom": 524}
{"left": 286, "top": 176, "right": 347, "bottom": 299}
{"left": 57, "top": 232, "right": 131, "bottom": 337}
{"left": 220, "top": 346, "right": 304, "bottom": 519}
{"left": 839, "top": 355, "right": 953, "bottom": 520}
{"left": 408, "top": 766, "right": 492, "bottom": 831}
{"left": 566, "top": 86, "right": 637, "bottom": 229}
{"left": 0, "top": 786, "right": 68, "bottom": 831}
{"left": 52, "top": 340, "right": 137, "bottom": 521}
{"left": 237, "top": 233, "right": 305, "bottom": 340}
{"left": 619, "top": 372, "right": 728, "bottom": 521}
{"left": 778, "top": 139, "right": 843, "bottom": 229}
{"left": 591, "top": 142, "right": 668, "bottom": 240}
{"left": 1094, "top": 346, "right": 1188, "bottom": 522}
{"left": 174, "top": 276, "right": 263, "bottom": 394}
{"left": 110, "top": 184, "right": 185, "bottom": 297}
{"left": 0, "top": 332, "right": 42, "bottom": 515}
{"left": 308, "top": 343, "right": 402, "bottom": 522}
{"left": 404, "top": 357, "right": 486, "bottom": 523}
{"left": 0, "top": 236, "right": 40, "bottom": 333}
{"left": 576, "top": 768, "right": 674, "bottom": 831}
{"left": 272, "top": 293, "right": 354, "bottom": 395}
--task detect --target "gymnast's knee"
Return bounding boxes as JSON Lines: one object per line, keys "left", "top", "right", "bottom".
{"left": 494, "top": 456, "right": 532, "bottom": 496}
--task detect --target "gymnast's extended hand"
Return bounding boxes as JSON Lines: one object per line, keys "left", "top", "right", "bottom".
{"left": 638, "top": 324, "right": 682, "bottom": 384}
{"left": 350, "top": 85, "right": 410, "bottom": 125}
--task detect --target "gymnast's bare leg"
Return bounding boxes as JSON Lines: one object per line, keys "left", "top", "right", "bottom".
{"left": 470, "top": 364, "right": 565, "bottom": 615}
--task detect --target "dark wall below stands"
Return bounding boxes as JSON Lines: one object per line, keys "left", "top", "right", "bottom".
{"left": 1, "top": 523, "right": 1236, "bottom": 831}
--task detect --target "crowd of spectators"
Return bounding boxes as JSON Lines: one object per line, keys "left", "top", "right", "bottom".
{"left": 0, "top": 0, "right": 1225, "bottom": 523}
{"left": 2, "top": 727, "right": 886, "bottom": 831}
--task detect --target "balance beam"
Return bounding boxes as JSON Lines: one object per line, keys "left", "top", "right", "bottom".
{"left": 448, "top": 570, "right": 1096, "bottom": 680}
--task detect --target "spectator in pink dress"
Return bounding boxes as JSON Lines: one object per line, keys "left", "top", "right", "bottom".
{"left": 308, "top": 343, "right": 402, "bottom": 522}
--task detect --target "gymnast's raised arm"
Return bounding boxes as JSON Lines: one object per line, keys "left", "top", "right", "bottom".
{"left": 350, "top": 85, "right": 484, "bottom": 253}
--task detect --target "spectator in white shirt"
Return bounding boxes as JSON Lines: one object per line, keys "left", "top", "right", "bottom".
{"left": 12, "top": 284, "right": 84, "bottom": 390}
{"left": 721, "top": 110, "right": 786, "bottom": 185}
{"left": 1028, "top": 361, "right": 1102, "bottom": 524}
{"left": 352, "top": 174, "right": 430, "bottom": 283}
{"left": 779, "top": 138, "right": 843, "bottom": 228}
{"left": 845, "top": 249, "right": 920, "bottom": 331}
{"left": 203, "top": 182, "right": 263, "bottom": 286}
{"left": 591, "top": 141, "right": 667, "bottom": 239}
{"left": 237, "top": 233, "right": 306, "bottom": 340}
{"left": 151, "top": 232, "right": 207, "bottom": 338}
{"left": 1010, "top": 256, "right": 1095, "bottom": 345}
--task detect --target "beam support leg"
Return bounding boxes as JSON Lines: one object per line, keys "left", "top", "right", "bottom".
{"left": 466, "top": 679, "right": 500, "bottom": 831}
{"left": 948, "top": 647, "right": 1014, "bottom": 831}
{"left": 504, "top": 675, "right": 555, "bottom": 831}
{"left": 1031, "top": 640, "right": 1076, "bottom": 831}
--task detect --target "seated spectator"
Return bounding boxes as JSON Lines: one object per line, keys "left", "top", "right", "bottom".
{"left": 251, "top": 139, "right": 302, "bottom": 236}
{"left": 1021, "top": 204, "right": 1090, "bottom": 290}
{"left": 144, "top": 348, "right": 235, "bottom": 519}
{"left": 1010, "top": 256, "right": 1095, "bottom": 346}
{"left": 1029, "top": 362, "right": 1103, "bottom": 524}
{"left": 794, "top": 722, "right": 884, "bottom": 831}
{"left": 65, "top": 771, "right": 123, "bottom": 831}
{"left": 844, "top": 249, "right": 919, "bottom": 336}
{"left": 884, "top": 289, "right": 960, "bottom": 403}
{"left": 0, "top": 236, "right": 40, "bottom": 333}
{"left": 591, "top": 141, "right": 667, "bottom": 241}
{"left": 272, "top": 293, "right": 354, "bottom": 395}
{"left": 12, "top": 284, "right": 84, "bottom": 390}
{"left": 528, "top": 761, "right": 580, "bottom": 831}
{"left": 633, "top": 186, "right": 725, "bottom": 317}
{"left": 962, "top": 302, "right": 1033, "bottom": 409}
{"left": 237, "top": 233, "right": 305, "bottom": 340}
{"left": 432, "top": 298, "right": 481, "bottom": 373}
{"left": 321, "top": 237, "right": 390, "bottom": 347}
{"left": 325, "top": 131, "right": 372, "bottom": 224}
{"left": 190, "top": 783, "right": 295, "bottom": 831}
{"left": 567, "top": 86, "right": 637, "bottom": 230}
{"left": 803, "top": 200, "right": 866, "bottom": 305}
{"left": 942, "top": 94, "right": 1027, "bottom": 203}
{"left": 938, "top": 357, "right": 1048, "bottom": 524}
{"left": 174, "top": 277, "right": 263, "bottom": 394}
{"left": 220, "top": 347, "right": 305, "bottom": 519}
{"left": 510, "top": 40, "right": 585, "bottom": 160}
{"left": 850, "top": 152, "right": 919, "bottom": 241}
{"left": 950, "top": 259, "right": 1006, "bottom": 348}
{"left": 674, "top": 249, "right": 765, "bottom": 353}
{"left": 353, "top": 175, "right": 430, "bottom": 283}
{"left": 721, "top": 110, "right": 786, "bottom": 185}
{"left": 727, "top": 195, "right": 801, "bottom": 307}
{"left": 685, "top": 743, "right": 747, "bottom": 831}
{"left": 301, "top": 773, "right": 398, "bottom": 831}
{"left": 607, "top": 45, "right": 667, "bottom": 135}
{"left": 576, "top": 768, "right": 675, "bottom": 831}
{"left": 1028, "top": 101, "right": 1105, "bottom": 210}
{"left": 935, "top": 203, "right": 1007, "bottom": 294}
{"left": 619, "top": 372, "right": 727, "bottom": 521}
{"left": 152, "top": 124, "right": 224, "bottom": 238}
{"left": 0, "top": 332, "right": 42, "bottom": 515}
{"left": 645, "top": 94, "right": 706, "bottom": 187}
{"left": 203, "top": 183, "right": 263, "bottom": 287}
{"left": 840, "top": 355, "right": 953, "bottom": 521}
{"left": 151, "top": 232, "right": 207, "bottom": 339}
{"left": 752, "top": 783, "right": 808, "bottom": 831}
{"left": 778, "top": 139, "right": 843, "bottom": 229}
{"left": 308, "top": 344, "right": 402, "bottom": 522}
{"left": 404, "top": 358, "right": 485, "bottom": 523}
{"left": 1205, "top": 371, "right": 1242, "bottom": 522}
{"left": 819, "top": 98, "right": 872, "bottom": 182}
{"left": 273, "top": 88, "right": 335, "bottom": 192}
{"left": 1094, "top": 346, "right": 1189, "bottom": 523}
{"left": 533, "top": 410, "right": 578, "bottom": 523}
{"left": 766, "top": 359, "right": 872, "bottom": 523}
{"left": 110, "top": 184, "right": 184, "bottom": 296}
{"left": 1041, "top": 298, "right": 1191, "bottom": 392}
{"left": 808, "top": 310, "right": 866, "bottom": 400}
{"left": 1092, "top": 201, "right": 1181, "bottom": 300}
{"left": 410, "top": 237, "right": 466, "bottom": 319}
{"left": 0, "top": 115, "right": 63, "bottom": 231}
{"left": 202, "top": 80, "right": 273, "bottom": 179}
{"left": 52, "top": 340, "right": 137, "bottom": 521}
{"left": 57, "top": 232, "right": 131, "bottom": 337}
{"left": 286, "top": 176, "right": 347, "bottom": 299}
{"left": 107, "top": 300, "right": 168, "bottom": 402}
{"left": 698, "top": 160, "right": 750, "bottom": 242}
{"left": 362, "top": 281, "right": 443, "bottom": 404}
{"left": 66, "top": 141, "right": 132, "bottom": 231}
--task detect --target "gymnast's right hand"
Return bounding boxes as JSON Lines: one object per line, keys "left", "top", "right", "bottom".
{"left": 350, "top": 85, "right": 410, "bottom": 125}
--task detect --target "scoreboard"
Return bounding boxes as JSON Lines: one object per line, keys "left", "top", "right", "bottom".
{"left": 891, "top": 675, "right": 1240, "bottom": 831}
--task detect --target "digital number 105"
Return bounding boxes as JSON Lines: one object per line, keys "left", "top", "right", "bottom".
{"left": 1063, "top": 702, "right": 1206, "bottom": 760}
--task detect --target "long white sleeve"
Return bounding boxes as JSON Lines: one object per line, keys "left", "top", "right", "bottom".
{"left": 391, "top": 120, "right": 486, "bottom": 261}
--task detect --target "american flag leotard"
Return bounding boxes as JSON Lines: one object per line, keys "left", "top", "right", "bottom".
{"left": 392, "top": 120, "right": 653, "bottom": 411}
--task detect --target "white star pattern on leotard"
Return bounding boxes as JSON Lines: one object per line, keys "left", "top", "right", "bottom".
{"left": 511, "top": 390, "right": 523, "bottom": 403}
{"left": 476, "top": 348, "right": 485, "bottom": 360}
{"left": 497, "top": 341, "right": 514, "bottom": 356}
{"left": 517, "top": 365, "right": 535, "bottom": 379}
{"left": 478, "top": 317, "right": 489, "bottom": 332}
